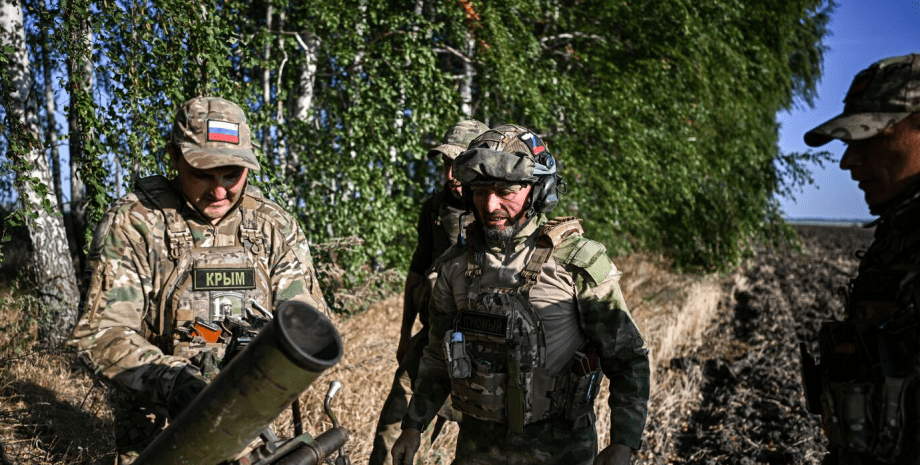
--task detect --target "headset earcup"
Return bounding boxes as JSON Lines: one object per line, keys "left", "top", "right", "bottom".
{"left": 541, "top": 176, "right": 558, "bottom": 212}
{"left": 531, "top": 175, "right": 559, "bottom": 213}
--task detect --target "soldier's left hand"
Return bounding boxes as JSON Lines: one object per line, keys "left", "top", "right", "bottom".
{"left": 595, "top": 443, "right": 632, "bottom": 465}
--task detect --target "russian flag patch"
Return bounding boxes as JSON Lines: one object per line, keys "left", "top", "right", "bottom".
{"left": 519, "top": 132, "right": 546, "bottom": 155}
{"left": 207, "top": 120, "right": 240, "bottom": 144}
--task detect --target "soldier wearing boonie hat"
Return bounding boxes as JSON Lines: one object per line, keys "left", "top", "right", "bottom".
{"left": 369, "top": 119, "right": 488, "bottom": 465}
{"left": 71, "top": 96, "right": 328, "bottom": 463}
{"left": 392, "top": 124, "right": 650, "bottom": 465}
{"left": 800, "top": 54, "right": 920, "bottom": 465}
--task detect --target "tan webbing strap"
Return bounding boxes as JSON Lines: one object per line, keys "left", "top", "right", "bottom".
{"left": 520, "top": 244, "right": 552, "bottom": 293}
{"left": 465, "top": 223, "right": 486, "bottom": 306}
{"left": 239, "top": 207, "right": 265, "bottom": 256}
{"left": 164, "top": 209, "right": 193, "bottom": 260}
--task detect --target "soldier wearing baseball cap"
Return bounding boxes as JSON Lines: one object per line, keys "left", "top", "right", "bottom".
{"left": 800, "top": 54, "right": 920, "bottom": 465}
{"left": 369, "top": 119, "right": 488, "bottom": 465}
{"left": 72, "top": 96, "right": 328, "bottom": 463}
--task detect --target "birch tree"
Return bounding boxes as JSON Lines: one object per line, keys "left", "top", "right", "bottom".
{"left": 1, "top": 0, "right": 80, "bottom": 345}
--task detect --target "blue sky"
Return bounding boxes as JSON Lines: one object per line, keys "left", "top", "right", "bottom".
{"left": 776, "top": 0, "right": 920, "bottom": 220}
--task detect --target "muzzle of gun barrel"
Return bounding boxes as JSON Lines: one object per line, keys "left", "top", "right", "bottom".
{"left": 134, "top": 301, "right": 343, "bottom": 465}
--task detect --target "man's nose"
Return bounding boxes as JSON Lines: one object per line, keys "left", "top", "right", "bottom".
{"left": 486, "top": 193, "right": 503, "bottom": 211}
{"left": 211, "top": 178, "right": 230, "bottom": 198}
{"left": 839, "top": 146, "right": 859, "bottom": 170}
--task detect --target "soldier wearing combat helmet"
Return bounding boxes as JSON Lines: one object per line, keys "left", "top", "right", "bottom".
{"left": 71, "top": 96, "right": 328, "bottom": 463}
{"left": 391, "top": 124, "right": 650, "bottom": 465}
{"left": 370, "top": 119, "right": 488, "bottom": 465}
{"left": 800, "top": 53, "right": 920, "bottom": 464}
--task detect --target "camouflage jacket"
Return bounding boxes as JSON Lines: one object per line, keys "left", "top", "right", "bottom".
{"left": 408, "top": 185, "right": 471, "bottom": 276}
{"left": 404, "top": 215, "right": 650, "bottom": 450}
{"left": 71, "top": 175, "right": 326, "bottom": 407}
{"left": 836, "top": 183, "right": 920, "bottom": 377}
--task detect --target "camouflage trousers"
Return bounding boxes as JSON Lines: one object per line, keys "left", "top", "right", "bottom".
{"left": 452, "top": 414, "right": 597, "bottom": 465}
{"left": 370, "top": 329, "right": 457, "bottom": 465}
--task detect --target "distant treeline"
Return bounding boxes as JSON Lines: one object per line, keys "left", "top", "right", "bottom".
{"left": 3, "top": 0, "right": 836, "bottom": 275}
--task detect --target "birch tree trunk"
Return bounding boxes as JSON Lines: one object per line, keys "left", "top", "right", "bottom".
{"left": 291, "top": 30, "right": 319, "bottom": 125}
{"left": 460, "top": 32, "right": 475, "bottom": 118}
{"left": 1, "top": 0, "right": 80, "bottom": 346}
{"left": 41, "top": 20, "right": 79, "bottom": 261}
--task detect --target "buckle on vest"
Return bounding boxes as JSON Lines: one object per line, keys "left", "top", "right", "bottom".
{"left": 167, "top": 229, "right": 193, "bottom": 260}
{"left": 241, "top": 225, "right": 265, "bottom": 256}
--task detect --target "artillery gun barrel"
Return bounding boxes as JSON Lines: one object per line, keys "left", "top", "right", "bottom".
{"left": 135, "top": 301, "right": 343, "bottom": 465}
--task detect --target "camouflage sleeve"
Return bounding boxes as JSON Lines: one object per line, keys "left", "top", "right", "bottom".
{"left": 264, "top": 208, "right": 328, "bottom": 314}
{"left": 575, "top": 258, "right": 650, "bottom": 450}
{"left": 402, "top": 257, "right": 457, "bottom": 431}
{"left": 70, "top": 202, "right": 191, "bottom": 406}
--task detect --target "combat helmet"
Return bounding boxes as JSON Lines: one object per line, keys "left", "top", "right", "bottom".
{"left": 454, "top": 124, "right": 565, "bottom": 218}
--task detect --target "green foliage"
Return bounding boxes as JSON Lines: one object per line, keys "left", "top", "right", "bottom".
{"left": 5, "top": 0, "right": 837, "bottom": 280}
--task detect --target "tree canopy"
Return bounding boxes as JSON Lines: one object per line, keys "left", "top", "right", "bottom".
{"left": 3, "top": 0, "right": 835, "bottom": 280}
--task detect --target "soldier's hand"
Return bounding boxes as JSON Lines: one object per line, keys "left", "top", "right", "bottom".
{"left": 595, "top": 443, "right": 633, "bottom": 465}
{"left": 166, "top": 367, "right": 208, "bottom": 419}
{"left": 391, "top": 427, "right": 422, "bottom": 465}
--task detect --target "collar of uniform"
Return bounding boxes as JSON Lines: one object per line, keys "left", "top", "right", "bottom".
{"left": 172, "top": 177, "right": 248, "bottom": 227}
{"left": 484, "top": 214, "right": 548, "bottom": 253}
{"left": 873, "top": 180, "right": 920, "bottom": 235}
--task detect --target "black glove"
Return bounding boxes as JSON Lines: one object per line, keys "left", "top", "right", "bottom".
{"left": 166, "top": 367, "right": 208, "bottom": 419}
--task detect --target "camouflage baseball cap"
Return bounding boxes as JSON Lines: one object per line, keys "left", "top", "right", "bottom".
{"left": 171, "top": 96, "right": 261, "bottom": 171}
{"left": 804, "top": 53, "right": 920, "bottom": 147}
{"left": 454, "top": 124, "right": 556, "bottom": 185}
{"left": 427, "top": 119, "right": 490, "bottom": 160}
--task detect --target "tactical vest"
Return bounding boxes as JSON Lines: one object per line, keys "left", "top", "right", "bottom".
{"left": 817, "top": 217, "right": 920, "bottom": 463}
{"left": 447, "top": 217, "right": 594, "bottom": 432}
{"left": 135, "top": 176, "right": 273, "bottom": 360}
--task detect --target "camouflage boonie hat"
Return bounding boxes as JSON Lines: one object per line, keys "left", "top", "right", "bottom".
{"left": 171, "top": 96, "right": 261, "bottom": 171}
{"left": 805, "top": 53, "right": 920, "bottom": 147}
{"left": 454, "top": 124, "right": 556, "bottom": 185}
{"left": 427, "top": 119, "right": 490, "bottom": 160}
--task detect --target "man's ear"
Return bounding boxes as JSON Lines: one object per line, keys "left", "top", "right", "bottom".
{"left": 166, "top": 143, "right": 181, "bottom": 171}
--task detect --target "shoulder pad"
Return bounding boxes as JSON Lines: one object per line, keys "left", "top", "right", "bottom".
{"left": 553, "top": 235, "right": 612, "bottom": 286}
{"left": 540, "top": 216, "right": 584, "bottom": 247}
{"left": 133, "top": 175, "right": 180, "bottom": 210}
{"left": 244, "top": 183, "right": 264, "bottom": 200}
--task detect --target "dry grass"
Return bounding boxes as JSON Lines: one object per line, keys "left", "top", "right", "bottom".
{"left": 0, "top": 253, "right": 725, "bottom": 464}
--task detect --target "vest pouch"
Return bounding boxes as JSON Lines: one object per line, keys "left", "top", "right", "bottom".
{"left": 451, "top": 362, "right": 508, "bottom": 423}
{"left": 565, "top": 370, "right": 602, "bottom": 421}
{"left": 444, "top": 331, "right": 471, "bottom": 380}
{"left": 825, "top": 380, "right": 874, "bottom": 454}
{"left": 565, "top": 349, "right": 602, "bottom": 420}
{"left": 874, "top": 376, "right": 910, "bottom": 461}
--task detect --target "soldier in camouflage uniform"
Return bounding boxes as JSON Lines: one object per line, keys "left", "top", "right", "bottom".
{"left": 370, "top": 119, "right": 488, "bottom": 465}
{"left": 391, "top": 124, "right": 650, "bottom": 465}
{"left": 70, "top": 96, "right": 327, "bottom": 463}
{"left": 802, "top": 53, "right": 920, "bottom": 465}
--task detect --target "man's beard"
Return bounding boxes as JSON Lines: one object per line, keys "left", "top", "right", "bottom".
{"left": 483, "top": 210, "right": 530, "bottom": 244}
